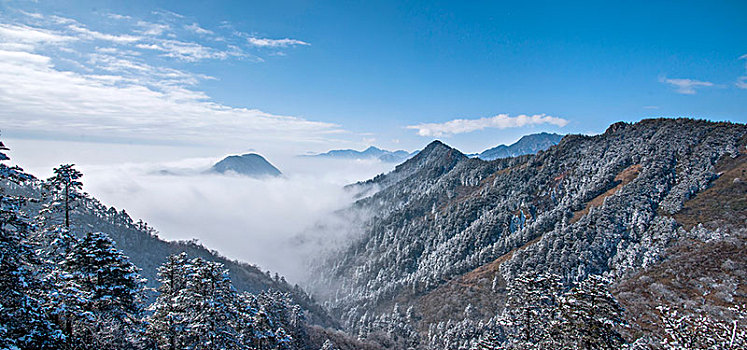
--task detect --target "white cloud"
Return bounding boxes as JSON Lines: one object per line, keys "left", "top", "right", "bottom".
{"left": 135, "top": 20, "right": 170, "bottom": 36}
{"left": 76, "top": 156, "right": 390, "bottom": 282}
{"left": 151, "top": 10, "right": 185, "bottom": 19}
{"left": 0, "top": 23, "right": 75, "bottom": 43}
{"left": 247, "top": 37, "right": 310, "bottom": 48}
{"left": 659, "top": 76, "right": 714, "bottom": 95}
{"left": 737, "top": 76, "right": 747, "bottom": 89}
{"left": 68, "top": 23, "right": 142, "bottom": 43}
{"left": 406, "top": 114, "right": 569, "bottom": 137}
{"left": 0, "top": 8, "right": 336, "bottom": 151}
{"left": 106, "top": 13, "right": 132, "bottom": 20}
{"left": 185, "top": 23, "right": 213, "bottom": 35}
{"left": 0, "top": 49, "right": 341, "bottom": 146}
{"left": 738, "top": 55, "right": 747, "bottom": 89}
{"left": 136, "top": 39, "right": 243, "bottom": 61}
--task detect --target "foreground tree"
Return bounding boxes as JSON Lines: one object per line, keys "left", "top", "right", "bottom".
{"left": 146, "top": 253, "right": 190, "bottom": 350}
{"left": 556, "top": 275, "right": 625, "bottom": 349}
{"left": 62, "top": 232, "right": 146, "bottom": 349}
{"left": 495, "top": 272, "right": 627, "bottom": 350}
{"left": 503, "top": 271, "right": 563, "bottom": 349}
{"left": 147, "top": 254, "right": 307, "bottom": 349}
{"left": 0, "top": 139, "right": 62, "bottom": 349}
{"left": 44, "top": 164, "right": 83, "bottom": 229}
{"left": 657, "top": 304, "right": 746, "bottom": 349}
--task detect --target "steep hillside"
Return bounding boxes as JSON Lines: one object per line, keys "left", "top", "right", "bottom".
{"left": 309, "top": 118, "right": 747, "bottom": 346}
{"left": 613, "top": 134, "right": 747, "bottom": 339}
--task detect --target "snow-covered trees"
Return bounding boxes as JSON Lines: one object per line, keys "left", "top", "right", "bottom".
{"left": 147, "top": 254, "right": 308, "bottom": 349}
{"left": 0, "top": 139, "right": 326, "bottom": 349}
{"left": 0, "top": 140, "right": 61, "bottom": 349}
{"left": 146, "top": 253, "right": 190, "bottom": 350}
{"left": 555, "top": 275, "right": 625, "bottom": 349}
{"left": 657, "top": 304, "right": 746, "bottom": 349}
{"left": 180, "top": 257, "right": 241, "bottom": 349}
{"left": 61, "top": 231, "right": 146, "bottom": 349}
{"left": 503, "top": 272, "right": 562, "bottom": 348}
{"left": 44, "top": 164, "right": 83, "bottom": 229}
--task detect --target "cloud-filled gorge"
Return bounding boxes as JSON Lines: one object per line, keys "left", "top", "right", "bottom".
{"left": 80, "top": 156, "right": 393, "bottom": 284}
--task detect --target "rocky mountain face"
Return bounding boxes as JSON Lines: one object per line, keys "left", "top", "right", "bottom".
{"left": 308, "top": 118, "right": 747, "bottom": 347}
{"left": 471, "top": 132, "right": 563, "bottom": 160}
{"left": 210, "top": 153, "right": 282, "bottom": 177}
{"left": 306, "top": 146, "right": 415, "bottom": 163}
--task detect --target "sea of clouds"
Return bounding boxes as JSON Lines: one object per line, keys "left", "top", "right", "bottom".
{"left": 7, "top": 138, "right": 396, "bottom": 283}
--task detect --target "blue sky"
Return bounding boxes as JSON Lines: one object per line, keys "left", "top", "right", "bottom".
{"left": 1, "top": 0, "right": 746, "bottom": 157}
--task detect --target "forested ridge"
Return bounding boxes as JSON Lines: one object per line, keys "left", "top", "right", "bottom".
{"left": 310, "top": 118, "right": 747, "bottom": 349}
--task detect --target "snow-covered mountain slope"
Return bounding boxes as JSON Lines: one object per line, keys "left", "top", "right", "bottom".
{"left": 308, "top": 118, "right": 747, "bottom": 344}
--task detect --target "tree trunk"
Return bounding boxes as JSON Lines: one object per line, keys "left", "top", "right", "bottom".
{"left": 65, "top": 183, "right": 69, "bottom": 229}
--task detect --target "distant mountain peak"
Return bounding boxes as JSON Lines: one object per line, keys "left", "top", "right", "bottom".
{"left": 209, "top": 153, "right": 281, "bottom": 178}
{"left": 474, "top": 132, "right": 563, "bottom": 160}
{"left": 391, "top": 140, "right": 466, "bottom": 175}
{"left": 304, "top": 146, "right": 415, "bottom": 163}
{"left": 419, "top": 140, "right": 456, "bottom": 155}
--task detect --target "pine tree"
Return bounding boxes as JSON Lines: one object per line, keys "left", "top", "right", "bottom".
{"left": 146, "top": 253, "right": 190, "bottom": 350}
{"left": 180, "top": 257, "right": 241, "bottom": 350}
{"left": 556, "top": 275, "right": 625, "bottom": 349}
{"left": 471, "top": 330, "right": 503, "bottom": 350}
{"left": 62, "top": 232, "right": 145, "bottom": 349}
{"left": 657, "top": 304, "right": 746, "bottom": 349}
{"left": 0, "top": 140, "right": 62, "bottom": 349}
{"left": 503, "top": 271, "right": 563, "bottom": 349}
{"left": 320, "top": 339, "right": 336, "bottom": 350}
{"left": 44, "top": 164, "right": 83, "bottom": 229}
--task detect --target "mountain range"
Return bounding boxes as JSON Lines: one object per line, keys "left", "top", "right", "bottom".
{"left": 304, "top": 146, "right": 416, "bottom": 163}
{"left": 470, "top": 132, "right": 564, "bottom": 160}
{"left": 308, "top": 118, "right": 747, "bottom": 349}
{"left": 3, "top": 118, "right": 745, "bottom": 349}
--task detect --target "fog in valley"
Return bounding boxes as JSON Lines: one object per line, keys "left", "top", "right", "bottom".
{"left": 6, "top": 138, "right": 396, "bottom": 283}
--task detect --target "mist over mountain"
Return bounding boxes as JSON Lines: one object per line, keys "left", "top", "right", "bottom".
{"left": 305, "top": 146, "right": 416, "bottom": 163}
{"left": 209, "top": 153, "right": 282, "bottom": 177}
{"left": 470, "top": 132, "right": 564, "bottom": 160}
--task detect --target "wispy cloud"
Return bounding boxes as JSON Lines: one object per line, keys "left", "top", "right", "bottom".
{"left": 0, "top": 23, "right": 75, "bottom": 43}
{"left": 737, "top": 77, "right": 747, "bottom": 90}
{"left": 0, "top": 48, "right": 341, "bottom": 145}
{"left": 68, "top": 23, "right": 142, "bottom": 43}
{"left": 737, "top": 54, "right": 747, "bottom": 89}
{"left": 135, "top": 20, "right": 170, "bottom": 36}
{"left": 106, "top": 13, "right": 132, "bottom": 21}
{"left": 136, "top": 39, "right": 243, "bottom": 61}
{"left": 247, "top": 37, "right": 310, "bottom": 48}
{"left": 185, "top": 23, "right": 213, "bottom": 35}
{"left": 0, "top": 7, "right": 343, "bottom": 148}
{"left": 659, "top": 76, "right": 714, "bottom": 95}
{"left": 406, "top": 114, "right": 569, "bottom": 137}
